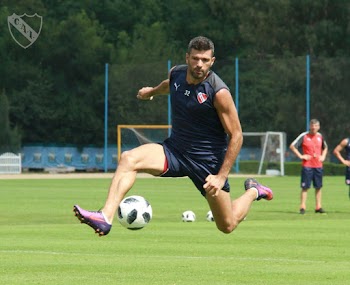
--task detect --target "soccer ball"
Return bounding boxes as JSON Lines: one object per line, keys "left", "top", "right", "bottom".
{"left": 206, "top": 210, "right": 214, "bottom": 222}
{"left": 117, "top": 195, "right": 152, "bottom": 230}
{"left": 182, "top": 210, "right": 196, "bottom": 222}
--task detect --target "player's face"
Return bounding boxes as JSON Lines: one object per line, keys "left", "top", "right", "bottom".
{"left": 309, "top": 122, "right": 320, "bottom": 134}
{"left": 186, "top": 49, "right": 215, "bottom": 84}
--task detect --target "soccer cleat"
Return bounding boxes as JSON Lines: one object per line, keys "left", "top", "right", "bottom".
{"left": 73, "top": 205, "right": 111, "bottom": 236}
{"left": 315, "top": 208, "right": 326, "bottom": 214}
{"left": 299, "top": 208, "right": 305, "bottom": 215}
{"left": 244, "top": 178, "right": 273, "bottom": 201}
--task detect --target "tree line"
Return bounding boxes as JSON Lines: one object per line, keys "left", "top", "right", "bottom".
{"left": 1, "top": 0, "right": 349, "bottom": 154}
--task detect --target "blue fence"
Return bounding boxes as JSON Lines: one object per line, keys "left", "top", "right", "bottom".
{"left": 20, "top": 144, "right": 297, "bottom": 171}
{"left": 21, "top": 145, "right": 118, "bottom": 170}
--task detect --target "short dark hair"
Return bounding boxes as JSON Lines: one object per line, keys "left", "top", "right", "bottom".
{"left": 187, "top": 36, "right": 215, "bottom": 56}
{"left": 310, "top": 119, "right": 320, "bottom": 125}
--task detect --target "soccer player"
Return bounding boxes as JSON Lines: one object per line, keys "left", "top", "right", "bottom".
{"left": 289, "top": 119, "right": 328, "bottom": 214}
{"left": 333, "top": 136, "right": 350, "bottom": 198}
{"left": 73, "top": 36, "right": 273, "bottom": 236}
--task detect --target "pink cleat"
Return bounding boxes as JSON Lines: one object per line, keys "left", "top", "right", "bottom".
{"left": 244, "top": 178, "right": 273, "bottom": 201}
{"left": 73, "top": 205, "right": 111, "bottom": 236}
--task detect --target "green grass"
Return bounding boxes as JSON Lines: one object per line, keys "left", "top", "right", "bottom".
{"left": 0, "top": 176, "right": 349, "bottom": 285}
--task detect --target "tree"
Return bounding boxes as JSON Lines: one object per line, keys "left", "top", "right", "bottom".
{"left": 1, "top": 0, "right": 350, "bottom": 149}
{"left": 0, "top": 89, "right": 21, "bottom": 153}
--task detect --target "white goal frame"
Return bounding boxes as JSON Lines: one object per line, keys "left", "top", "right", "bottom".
{"left": 241, "top": 131, "right": 286, "bottom": 176}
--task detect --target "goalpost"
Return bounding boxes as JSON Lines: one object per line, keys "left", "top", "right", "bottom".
{"left": 241, "top": 132, "right": 286, "bottom": 176}
{"left": 117, "top": 125, "right": 286, "bottom": 175}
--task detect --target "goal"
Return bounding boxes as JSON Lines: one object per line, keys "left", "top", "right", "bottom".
{"left": 117, "top": 125, "right": 286, "bottom": 175}
{"left": 239, "top": 132, "right": 286, "bottom": 176}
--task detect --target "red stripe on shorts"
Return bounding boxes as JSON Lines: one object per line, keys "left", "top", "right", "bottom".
{"left": 163, "top": 157, "right": 169, "bottom": 173}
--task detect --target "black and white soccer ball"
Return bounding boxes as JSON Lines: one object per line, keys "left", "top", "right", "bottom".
{"left": 182, "top": 210, "right": 196, "bottom": 222}
{"left": 117, "top": 195, "right": 152, "bottom": 230}
{"left": 206, "top": 210, "right": 214, "bottom": 222}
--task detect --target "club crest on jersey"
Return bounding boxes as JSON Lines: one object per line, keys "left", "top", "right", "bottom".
{"left": 197, "top": 92, "right": 208, "bottom": 104}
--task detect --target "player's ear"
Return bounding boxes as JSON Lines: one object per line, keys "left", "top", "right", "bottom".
{"left": 210, "top": 57, "right": 216, "bottom": 66}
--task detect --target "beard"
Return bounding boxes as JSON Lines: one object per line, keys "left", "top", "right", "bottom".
{"left": 189, "top": 67, "right": 207, "bottom": 80}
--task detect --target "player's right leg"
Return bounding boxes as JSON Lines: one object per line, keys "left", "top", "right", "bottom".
{"left": 102, "top": 143, "right": 166, "bottom": 222}
{"left": 73, "top": 143, "right": 166, "bottom": 236}
{"left": 300, "top": 189, "right": 308, "bottom": 214}
{"left": 300, "top": 167, "right": 312, "bottom": 214}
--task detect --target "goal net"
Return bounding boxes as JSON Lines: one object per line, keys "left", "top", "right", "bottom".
{"left": 117, "top": 125, "right": 171, "bottom": 160}
{"left": 117, "top": 125, "right": 286, "bottom": 175}
{"left": 239, "top": 132, "right": 286, "bottom": 176}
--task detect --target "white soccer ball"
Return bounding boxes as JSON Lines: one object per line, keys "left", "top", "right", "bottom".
{"left": 182, "top": 210, "right": 196, "bottom": 222}
{"left": 117, "top": 195, "right": 152, "bottom": 230}
{"left": 206, "top": 210, "right": 214, "bottom": 222}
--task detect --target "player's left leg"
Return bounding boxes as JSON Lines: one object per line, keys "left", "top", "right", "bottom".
{"left": 206, "top": 178, "right": 273, "bottom": 234}
{"left": 313, "top": 168, "right": 326, "bottom": 213}
{"left": 314, "top": 188, "right": 324, "bottom": 213}
{"left": 206, "top": 189, "right": 255, "bottom": 233}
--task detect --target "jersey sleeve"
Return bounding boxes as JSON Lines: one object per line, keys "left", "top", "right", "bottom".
{"left": 291, "top": 132, "right": 307, "bottom": 149}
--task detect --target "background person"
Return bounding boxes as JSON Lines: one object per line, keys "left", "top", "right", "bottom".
{"left": 73, "top": 36, "right": 273, "bottom": 236}
{"left": 289, "top": 119, "right": 328, "bottom": 214}
{"left": 333, "top": 136, "right": 350, "bottom": 198}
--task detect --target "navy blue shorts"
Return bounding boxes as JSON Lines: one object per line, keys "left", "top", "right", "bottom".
{"left": 345, "top": 167, "right": 350, "bottom": 185}
{"left": 301, "top": 167, "right": 323, "bottom": 189}
{"left": 160, "top": 140, "right": 230, "bottom": 196}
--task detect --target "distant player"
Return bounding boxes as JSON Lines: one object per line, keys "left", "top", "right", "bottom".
{"left": 289, "top": 119, "right": 328, "bottom": 214}
{"left": 73, "top": 36, "right": 273, "bottom": 236}
{"left": 333, "top": 136, "right": 350, "bottom": 198}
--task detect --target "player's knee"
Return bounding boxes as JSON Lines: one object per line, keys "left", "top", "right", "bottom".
{"left": 216, "top": 221, "right": 238, "bottom": 234}
{"left": 119, "top": 151, "right": 137, "bottom": 169}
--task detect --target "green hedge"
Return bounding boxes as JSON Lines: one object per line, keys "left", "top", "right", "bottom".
{"left": 236, "top": 161, "right": 346, "bottom": 176}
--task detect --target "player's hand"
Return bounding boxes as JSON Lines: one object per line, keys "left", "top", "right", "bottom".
{"left": 302, "top": 154, "right": 311, "bottom": 160}
{"left": 137, "top": 87, "right": 154, "bottom": 101}
{"left": 203, "top": 174, "right": 225, "bottom": 197}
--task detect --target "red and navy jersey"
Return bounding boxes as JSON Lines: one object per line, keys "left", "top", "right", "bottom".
{"left": 291, "top": 131, "right": 328, "bottom": 168}
{"left": 166, "top": 65, "right": 229, "bottom": 158}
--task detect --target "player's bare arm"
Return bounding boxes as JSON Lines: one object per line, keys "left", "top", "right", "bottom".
{"left": 334, "top": 139, "right": 350, "bottom": 166}
{"left": 203, "top": 88, "right": 243, "bottom": 196}
{"left": 137, "top": 79, "right": 170, "bottom": 100}
{"left": 319, "top": 144, "right": 328, "bottom": 162}
{"left": 289, "top": 143, "right": 311, "bottom": 160}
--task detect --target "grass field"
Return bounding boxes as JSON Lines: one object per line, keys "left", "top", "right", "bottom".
{"left": 0, "top": 175, "right": 349, "bottom": 285}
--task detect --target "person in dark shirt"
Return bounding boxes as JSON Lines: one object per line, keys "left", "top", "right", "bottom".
{"left": 73, "top": 36, "right": 273, "bottom": 236}
{"left": 333, "top": 136, "right": 350, "bottom": 198}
